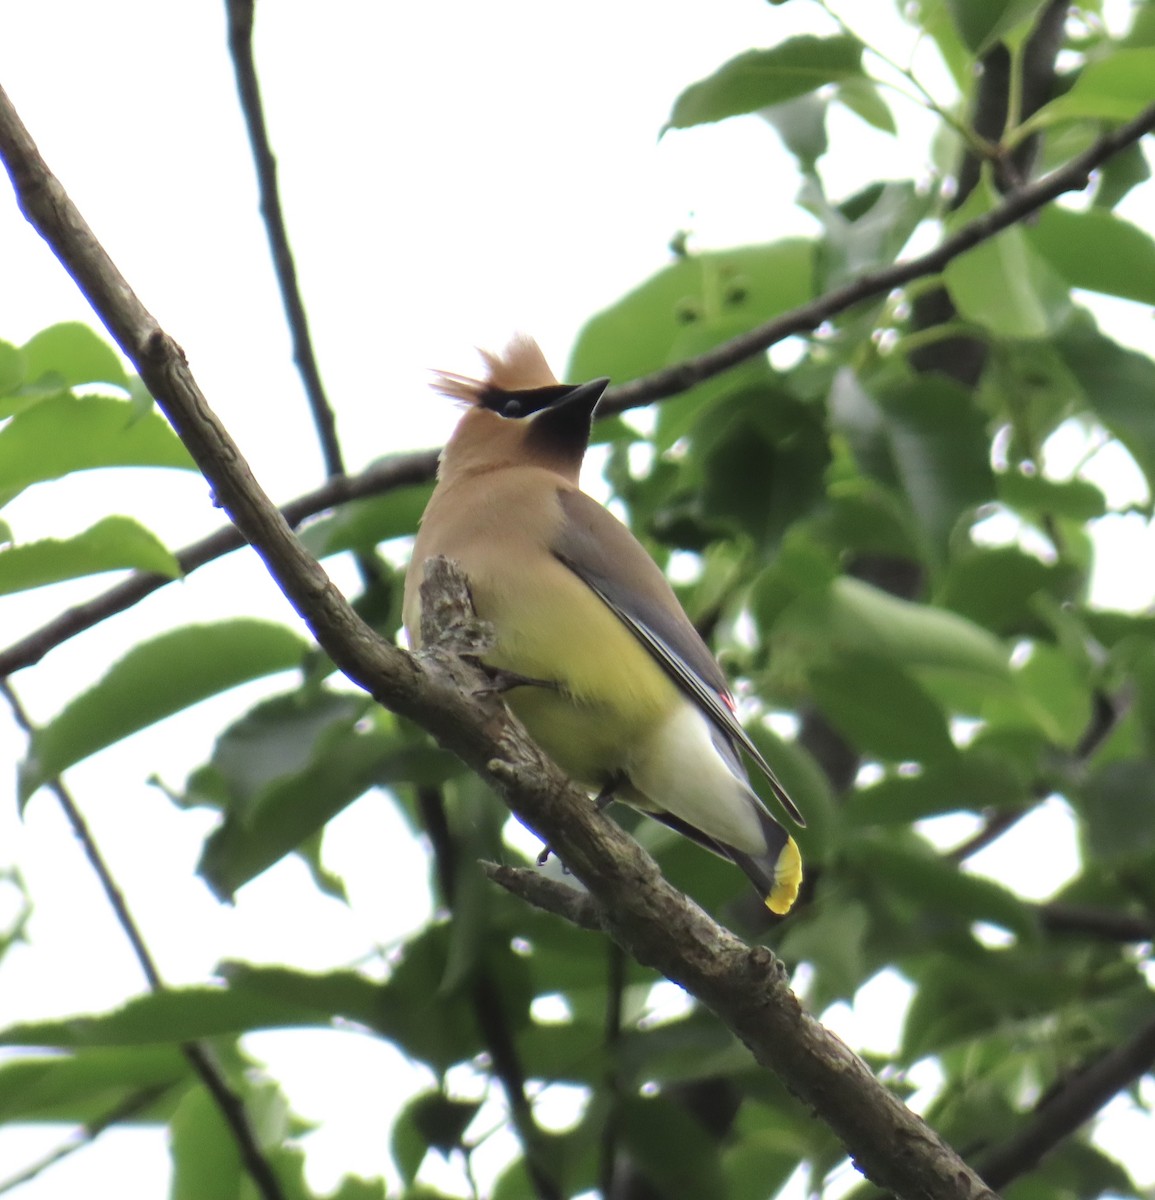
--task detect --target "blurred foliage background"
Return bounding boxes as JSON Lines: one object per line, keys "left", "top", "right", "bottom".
{"left": 3, "top": 1, "right": 1155, "bottom": 1198}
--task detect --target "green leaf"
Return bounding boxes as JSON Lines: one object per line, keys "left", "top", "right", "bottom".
{"left": 1058, "top": 315, "right": 1155, "bottom": 492}
{"left": 943, "top": 179, "right": 1069, "bottom": 339}
{"left": 944, "top": 0, "right": 1048, "bottom": 54}
{"left": 299, "top": 482, "right": 433, "bottom": 557}
{"left": 0, "top": 516, "right": 181, "bottom": 595}
{"left": 0, "top": 393, "right": 195, "bottom": 505}
{"left": 723, "top": 1107, "right": 812, "bottom": 1200}
{"left": 0, "top": 984, "right": 342, "bottom": 1048}
{"left": 20, "top": 620, "right": 308, "bottom": 805}
{"left": 831, "top": 372, "right": 995, "bottom": 567}
{"left": 1011, "top": 642, "right": 1093, "bottom": 748}
{"left": 617, "top": 1094, "right": 727, "bottom": 1199}
{"left": 1094, "top": 139, "right": 1151, "bottom": 209}
{"left": 778, "top": 899, "right": 870, "bottom": 1002}
{"left": 901, "top": 956, "right": 1006, "bottom": 1061}
{"left": 0, "top": 1046, "right": 188, "bottom": 1124}
{"left": 940, "top": 546, "right": 1083, "bottom": 638}
{"left": 568, "top": 241, "right": 814, "bottom": 446}
{"left": 996, "top": 470, "right": 1107, "bottom": 521}
{"left": 844, "top": 751, "right": 1025, "bottom": 827}
{"left": 761, "top": 93, "right": 828, "bottom": 169}
{"left": 22, "top": 322, "right": 129, "bottom": 390}
{"left": 1030, "top": 48, "right": 1155, "bottom": 126}
{"left": 806, "top": 181, "right": 930, "bottom": 288}
{"left": 196, "top": 702, "right": 461, "bottom": 900}
{"left": 810, "top": 653, "right": 958, "bottom": 763}
{"left": 0, "top": 340, "right": 23, "bottom": 395}
{"left": 857, "top": 840, "right": 1038, "bottom": 940}
{"left": 170, "top": 1087, "right": 244, "bottom": 1200}
{"left": 369, "top": 924, "right": 487, "bottom": 1071}
{"left": 402, "top": 1092, "right": 480, "bottom": 1156}
{"left": 665, "top": 36, "right": 865, "bottom": 130}
{"left": 834, "top": 77, "right": 897, "bottom": 134}
{"left": 1078, "top": 759, "right": 1155, "bottom": 865}
{"left": 1025, "top": 205, "right": 1155, "bottom": 305}
{"left": 697, "top": 388, "right": 829, "bottom": 549}
{"left": 778, "top": 576, "right": 1011, "bottom": 679}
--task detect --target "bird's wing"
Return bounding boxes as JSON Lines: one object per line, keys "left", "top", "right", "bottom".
{"left": 551, "top": 488, "right": 804, "bottom": 826}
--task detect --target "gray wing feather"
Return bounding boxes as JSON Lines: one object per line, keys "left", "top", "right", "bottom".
{"left": 552, "top": 489, "right": 804, "bottom": 826}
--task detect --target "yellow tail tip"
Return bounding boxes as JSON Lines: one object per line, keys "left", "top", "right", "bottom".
{"left": 765, "top": 836, "right": 803, "bottom": 915}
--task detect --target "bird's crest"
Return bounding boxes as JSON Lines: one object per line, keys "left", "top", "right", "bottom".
{"left": 431, "top": 334, "right": 558, "bottom": 406}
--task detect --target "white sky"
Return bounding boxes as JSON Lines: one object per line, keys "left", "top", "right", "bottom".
{"left": 0, "top": 1, "right": 1152, "bottom": 1197}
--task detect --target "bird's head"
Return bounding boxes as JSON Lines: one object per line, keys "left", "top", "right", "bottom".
{"left": 434, "top": 335, "right": 609, "bottom": 482}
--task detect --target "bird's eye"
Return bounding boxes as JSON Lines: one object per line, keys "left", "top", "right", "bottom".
{"left": 504, "top": 399, "right": 523, "bottom": 418}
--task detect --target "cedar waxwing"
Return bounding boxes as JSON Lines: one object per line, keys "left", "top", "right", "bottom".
{"left": 403, "top": 337, "right": 803, "bottom": 914}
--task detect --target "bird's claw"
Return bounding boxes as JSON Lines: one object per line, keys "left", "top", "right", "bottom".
{"left": 473, "top": 665, "right": 561, "bottom": 697}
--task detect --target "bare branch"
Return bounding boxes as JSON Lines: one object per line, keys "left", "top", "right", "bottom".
{"left": 482, "top": 862, "right": 604, "bottom": 932}
{"left": 225, "top": 0, "right": 343, "bottom": 476}
{"left": 0, "top": 448, "right": 437, "bottom": 678}
{"left": 0, "top": 88, "right": 1007, "bottom": 1198}
{"left": 0, "top": 681, "right": 286, "bottom": 1200}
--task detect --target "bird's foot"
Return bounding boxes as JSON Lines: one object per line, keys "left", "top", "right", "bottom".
{"left": 594, "top": 775, "right": 624, "bottom": 812}
{"left": 473, "top": 664, "right": 561, "bottom": 697}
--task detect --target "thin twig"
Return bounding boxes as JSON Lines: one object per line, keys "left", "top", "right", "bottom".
{"left": 0, "top": 1086, "right": 170, "bottom": 1196}
{"left": 951, "top": 690, "right": 1127, "bottom": 865}
{"left": 977, "top": 1011, "right": 1155, "bottom": 1188}
{"left": 224, "top": 0, "right": 343, "bottom": 477}
{"left": 599, "top": 941, "right": 626, "bottom": 1198}
{"left": 417, "top": 792, "right": 561, "bottom": 1200}
{"left": 0, "top": 448, "right": 437, "bottom": 678}
{"left": 482, "top": 863, "right": 602, "bottom": 932}
{"left": 1038, "top": 902, "right": 1155, "bottom": 943}
{"left": 0, "top": 680, "right": 286, "bottom": 1200}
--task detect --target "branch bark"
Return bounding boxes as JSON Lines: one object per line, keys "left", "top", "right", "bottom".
{"left": 0, "top": 448, "right": 437, "bottom": 677}
{"left": 0, "top": 84, "right": 1008, "bottom": 1200}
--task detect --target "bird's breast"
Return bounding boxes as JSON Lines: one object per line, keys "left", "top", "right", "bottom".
{"left": 407, "top": 469, "right": 680, "bottom": 785}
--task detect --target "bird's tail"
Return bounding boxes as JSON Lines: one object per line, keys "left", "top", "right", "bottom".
{"left": 727, "top": 821, "right": 803, "bottom": 916}
{"left": 653, "top": 807, "right": 802, "bottom": 915}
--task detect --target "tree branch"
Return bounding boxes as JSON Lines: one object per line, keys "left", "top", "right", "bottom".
{"left": 2, "top": 107, "right": 1153, "bottom": 679}
{"left": 1037, "top": 902, "right": 1155, "bottom": 942}
{"left": 599, "top": 101, "right": 1155, "bottom": 415}
{"left": 977, "top": 1011, "right": 1155, "bottom": 1189}
{"left": 482, "top": 863, "right": 603, "bottom": 932}
{"left": 0, "top": 89, "right": 1008, "bottom": 1198}
{"left": 224, "top": 0, "right": 343, "bottom": 477}
{"left": 0, "top": 448, "right": 437, "bottom": 678}
{"left": 0, "top": 681, "right": 286, "bottom": 1200}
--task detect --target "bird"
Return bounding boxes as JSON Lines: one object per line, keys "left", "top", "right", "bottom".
{"left": 402, "top": 335, "right": 803, "bottom": 914}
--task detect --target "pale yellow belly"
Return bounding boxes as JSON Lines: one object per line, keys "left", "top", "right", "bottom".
{"left": 479, "top": 558, "right": 681, "bottom": 787}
